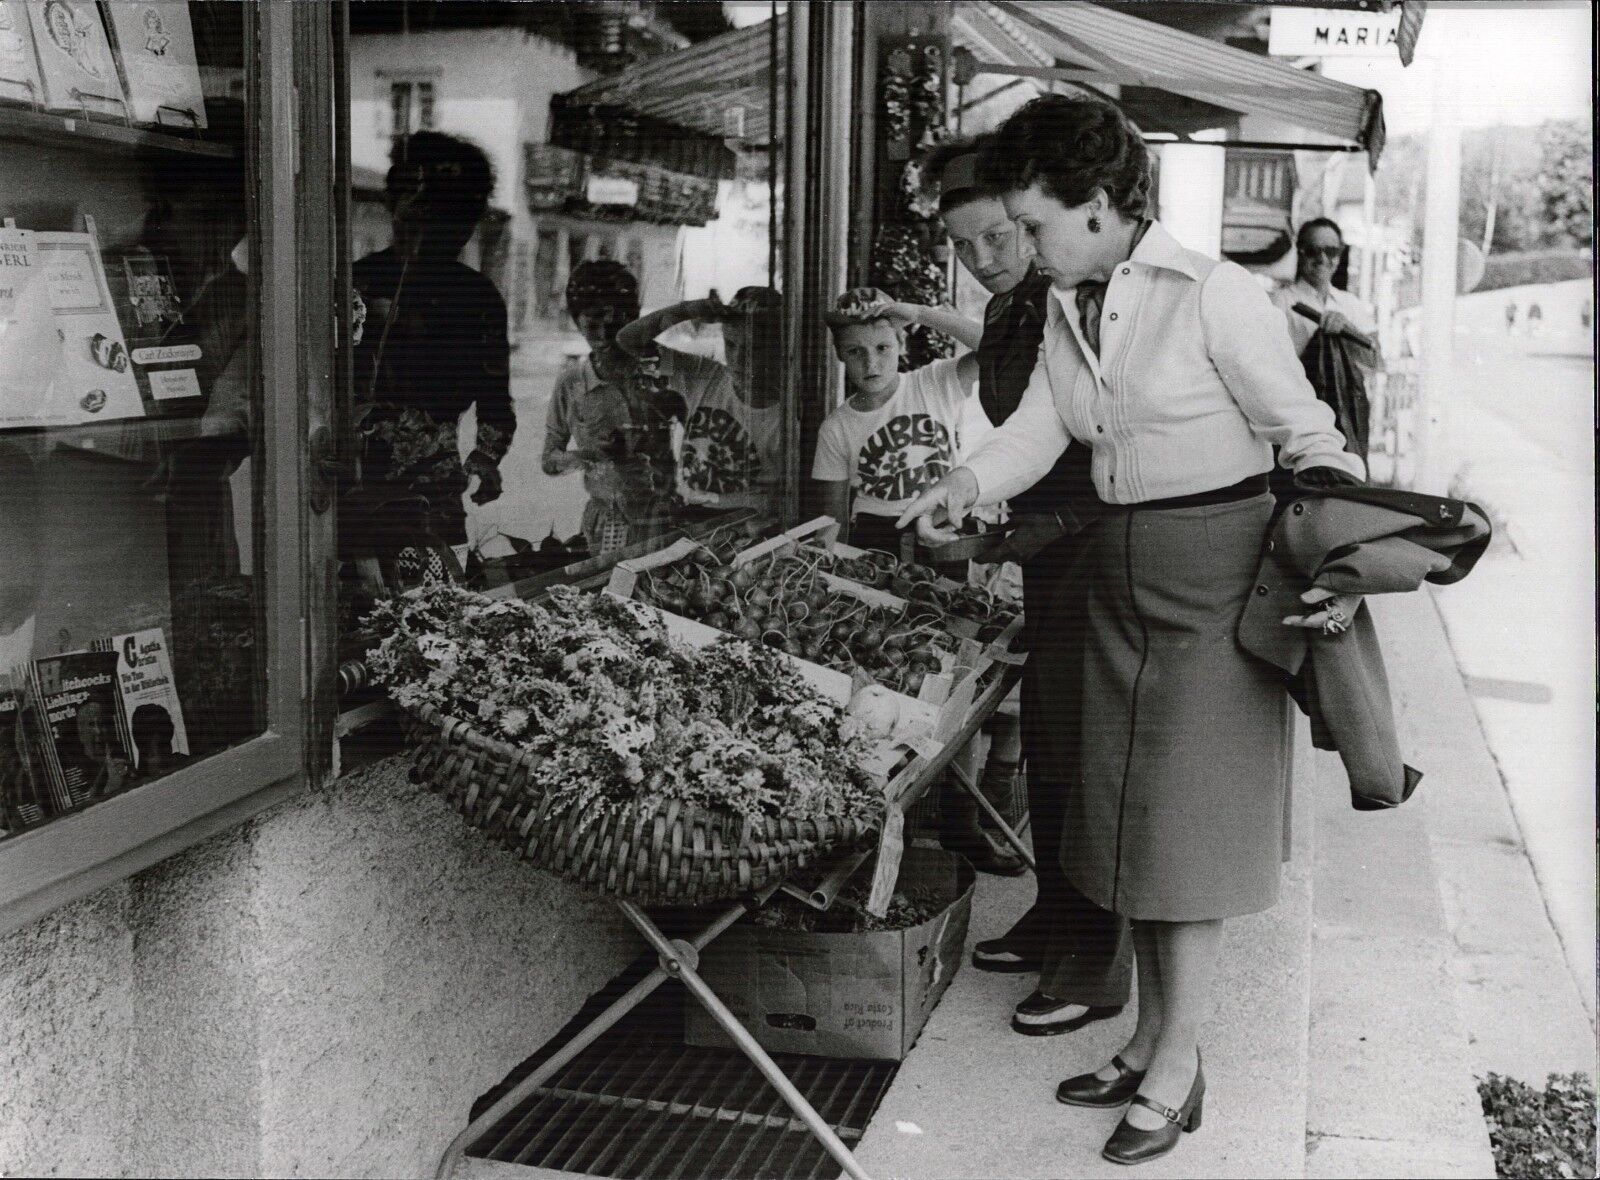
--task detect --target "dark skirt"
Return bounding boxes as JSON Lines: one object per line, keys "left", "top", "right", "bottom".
{"left": 1062, "top": 492, "right": 1288, "bottom": 922}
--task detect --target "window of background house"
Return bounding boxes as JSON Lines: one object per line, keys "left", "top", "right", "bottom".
{"left": 337, "top": 0, "right": 791, "bottom": 680}
{"left": 0, "top": 0, "right": 306, "bottom": 856}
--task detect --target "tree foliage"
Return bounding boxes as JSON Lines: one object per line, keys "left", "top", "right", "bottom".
{"left": 1375, "top": 120, "right": 1593, "bottom": 255}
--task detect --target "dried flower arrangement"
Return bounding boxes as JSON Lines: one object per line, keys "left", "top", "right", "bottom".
{"left": 365, "top": 584, "right": 884, "bottom": 834}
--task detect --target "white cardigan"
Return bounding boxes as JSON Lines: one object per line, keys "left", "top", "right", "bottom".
{"left": 964, "top": 221, "right": 1363, "bottom": 507}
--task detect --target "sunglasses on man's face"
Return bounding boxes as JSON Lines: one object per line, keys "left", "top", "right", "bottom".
{"left": 1300, "top": 245, "right": 1342, "bottom": 261}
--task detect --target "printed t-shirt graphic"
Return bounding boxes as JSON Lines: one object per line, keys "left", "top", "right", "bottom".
{"left": 663, "top": 348, "right": 778, "bottom": 498}
{"left": 811, "top": 357, "right": 990, "bottom": 517}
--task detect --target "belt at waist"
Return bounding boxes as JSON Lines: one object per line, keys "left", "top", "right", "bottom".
{"left": 1126, "top": 473, "right": 1270, "bottom": 512}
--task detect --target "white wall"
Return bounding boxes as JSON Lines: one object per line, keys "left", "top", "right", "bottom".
{"left": 0, "top": 755, "right": 635, "bottom": 1178}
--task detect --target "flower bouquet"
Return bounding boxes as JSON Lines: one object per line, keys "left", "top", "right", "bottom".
{"left": 366, "top": 584, "right": 885, "bottom": 905}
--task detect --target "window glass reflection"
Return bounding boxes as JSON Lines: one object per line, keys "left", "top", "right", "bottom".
{"left": 340, "top": 2, "right": 787, "bottom": 660}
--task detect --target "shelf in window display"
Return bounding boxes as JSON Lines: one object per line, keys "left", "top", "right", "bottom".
{"left": 0, "top": 99, "right": 231, "bottom": 157}
{"left": 0, "top": 411, "right": 222, "bottom": 460}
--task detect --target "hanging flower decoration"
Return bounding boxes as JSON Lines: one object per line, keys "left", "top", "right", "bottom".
{"left": 872, "top": 35, "right": 952, "bottom": 369}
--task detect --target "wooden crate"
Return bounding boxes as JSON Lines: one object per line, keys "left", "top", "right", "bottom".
{"left": 604, "top": 539, "right": 981, "bottom": 783}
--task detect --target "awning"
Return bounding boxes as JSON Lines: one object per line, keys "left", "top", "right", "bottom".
{"left": 981, "top": 2, "right": 1384, "bottom": 161}
{"left": 563, "top": 15, "right": 787, "bottom": 144}
{"left": 560, "top": 3, "right": 1383, "bottom": 162}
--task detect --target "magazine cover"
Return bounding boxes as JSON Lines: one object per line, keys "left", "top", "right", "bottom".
{"left": 0, "top": 0, "right": 42, "bottom": 104}
{"left": 0, "top": 671, "right": 55, "bottom": 831}
{"left": 31, "top": 647, "right": 132, "bottom": 808}
{"left": 102, "top": 0, "right": 205, "bottom": 128}
{"left": 35, "top": 230, "right": 147, "bottom": 424}
{"left": 0, "top": 226, "right": 77, "bottom": 429}
{"left": 23, "top": 0, "right": 124, "bottom": 114}
{"left": 97, "top": 628, "right": 189, "bottom": 774}
{"left": 104, "top": 249, "right": 205, "bottom": 416}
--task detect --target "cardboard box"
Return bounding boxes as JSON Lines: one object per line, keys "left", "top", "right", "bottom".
{"left": 683, "top": 847, "right": 975, "bottom": 1061}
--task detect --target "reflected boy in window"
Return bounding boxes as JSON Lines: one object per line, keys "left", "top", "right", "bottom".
{"left": 542, "top": 260, "right": 686, "bottom": 553}
{"left": 614, "top": 286, "right": 783, "bottom": 513}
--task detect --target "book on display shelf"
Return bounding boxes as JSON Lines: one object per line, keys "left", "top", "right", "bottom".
{"left": 0, "top": 0, "right": 42, "bottom": 105}
{"left": 104, "top": 247, "right": 205, "bottom": 416}
{"left": 23, "top": 0, "right": 125, "bottom": 116}
{"left": 0, "top": 670, "right": 56, "bottom": 831}
{"left": 29, "top": 647, "right": 133, "bottom": 810}
{"left": 0, "top": 225, "right": 79, "bottom": 429}
{"left": 102, "top": 0, "right": 205, "bottom": 128}
{"left": 94, "top": 627, "right": 189, "bottom": 772}
{"left": 34, "top": 229, "right": 147, "bottom": 424}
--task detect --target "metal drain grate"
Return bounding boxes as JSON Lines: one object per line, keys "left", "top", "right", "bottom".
{"left": 468, "top": 984, "right": 896, "bottom": 1179}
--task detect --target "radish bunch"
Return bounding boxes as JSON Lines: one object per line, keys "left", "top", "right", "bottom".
{"left": 814, "top": 548, "right": 1019, "bottom": 645}
{"left": 634, "top": 547, "right": 962, "bottom": 696}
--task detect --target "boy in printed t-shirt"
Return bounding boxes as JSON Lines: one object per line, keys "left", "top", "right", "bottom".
{"left": 812, "top": 287, "right": 991, "bottom": 555}
{"left": 613, "top": 286, "right": 783, "bottom": 514}
{"left": 812, "top": 288, "right": 1022, "bottom": 876}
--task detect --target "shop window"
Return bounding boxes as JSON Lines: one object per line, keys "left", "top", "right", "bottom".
{"left": 336, "top": 1, "right": 793, "bottom": 686}
{"left": 1, "top": 1, "right": 328, "bottom": 928}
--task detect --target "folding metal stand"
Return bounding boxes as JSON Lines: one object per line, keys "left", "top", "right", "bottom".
{"left": 434, "top": 663, "right": 1026, "bottom": 1180}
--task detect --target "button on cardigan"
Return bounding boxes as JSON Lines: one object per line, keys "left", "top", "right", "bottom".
{"left": 963, "top": 221, "right": 1364, "bottom": 507}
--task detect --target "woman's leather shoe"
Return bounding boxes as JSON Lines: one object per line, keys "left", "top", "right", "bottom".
{"left": 1056, "top": 1054, "right": 1146, "bottom": 1107}
{"left": 1101, "top": 1054, "right": 1205, "bottom": 1165}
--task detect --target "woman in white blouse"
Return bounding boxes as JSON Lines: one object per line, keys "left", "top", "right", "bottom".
{"left": 898, "top": 96, "right": 1364, "bottom": 1166}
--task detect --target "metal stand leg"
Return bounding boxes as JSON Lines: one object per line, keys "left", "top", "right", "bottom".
{"left": 618, "top": 900, "right": 876, "bottom": 1180}
{"left": 949, "top": 761, "right": 1037, "bottom": 872}
{"left": 435, "top": 879, "right": 876, "bottom": 1180}
{"left": 434, "top": 889, "right": 769, "bottom": 1180}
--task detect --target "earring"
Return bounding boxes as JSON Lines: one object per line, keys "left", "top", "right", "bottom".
{"left": 1088, "top": 215, "right": 1102, "bottom": 234}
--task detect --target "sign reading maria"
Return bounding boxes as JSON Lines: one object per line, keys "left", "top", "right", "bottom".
{"left": 1268, "top": 6, "right": 1404, "bottom": 57}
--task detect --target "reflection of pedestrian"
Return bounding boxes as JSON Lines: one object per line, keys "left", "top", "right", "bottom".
{"left": 131, "top": 702, "right": 185, "bottom": 779}
{"left": 1504, "top": 300, "right": 1517, "bottom": 333}
{"left": 1526, "top": 302, "right": 1543, "bottom": 337}
{"left": 72, "top": 699, "right": 130, "bottom": 799}
{"left": 543, "top": 260, "right": 685, "bottom": 553}
{"left": 1580, "top": 297, "right": 1592, "bottom": 333}
{"left": 352, "top": 131, "right": 514, "bottom": 564}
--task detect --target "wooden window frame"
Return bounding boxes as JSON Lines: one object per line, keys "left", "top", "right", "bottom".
{"left": 0, "top": 2, "right": 336, "bottom": 935}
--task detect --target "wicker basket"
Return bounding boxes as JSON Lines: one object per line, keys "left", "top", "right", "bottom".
{"left": 402, "top": 703, "right": 878, "bottom": 907}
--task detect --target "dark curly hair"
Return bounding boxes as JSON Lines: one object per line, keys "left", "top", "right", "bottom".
{"left": 920, "top": 134, "right": 999, "bottom": 214}
{"left": 977, "top": 95, "right": 1153, "bottom": 220}
{"left": 386, "top": 131, "right": 496, "bottom": 223}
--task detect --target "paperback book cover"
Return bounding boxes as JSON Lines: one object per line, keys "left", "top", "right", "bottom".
{"left": 35, "top": 230, "right": 147, "bottom": 424}
{"left": 31, "top": 647, "right": 132, "bottom": 808}
{"left": 0, "top": 0, "right": 42, "bottom": 104}
{"left": 0, "top": 225, "right": 76, "bottom": 429}
{"left": 97, "top": 627, "right": 188, "bottom": 771}
{"left": 24, "top": 0, "right": 125, "bottom": 115}
{"left": 0, "top": 671, "right": 56, "bottom": 831}
{"left": 104, "top": 248, "right": 205, "bottom": 415}
{"left": 102, "top": 0, "right": 205, "bottom": 128}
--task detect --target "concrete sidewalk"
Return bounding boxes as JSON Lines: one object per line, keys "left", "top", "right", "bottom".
{"left": 849, "top": 591, "right": 1565, "bottom": 1179}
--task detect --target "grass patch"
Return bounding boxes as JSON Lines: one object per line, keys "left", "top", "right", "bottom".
{"left": 1478, "top": 1072, "right": 1595, "bottom": 1179}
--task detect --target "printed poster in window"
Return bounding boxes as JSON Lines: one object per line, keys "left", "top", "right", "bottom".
{"left": 103, "top": 0, "right": 205, "bottom": 128}
{"left": 104, "top": 248, "right": 204, "bottom": 415}
{"left": 35, "top": 230, "right": 146, "bottom": 424}
{"left": 23, "top": 0, "right": 124, "bottom": 115}
{"left": 96, "top": 628, "right": 189, "bottom": 773}
{"left": 0, "top": 0, "right": 43, "bottom": 104}
{"left": 30, "top": 648, "right": 132, "bottom": 810}
{"left": 0, "top": 227, "right": 74, "bottom": 429}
